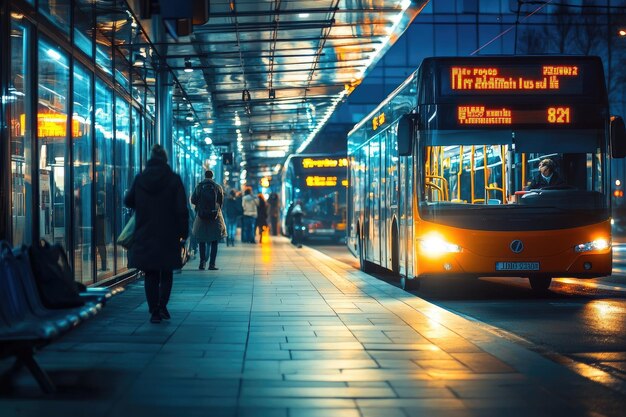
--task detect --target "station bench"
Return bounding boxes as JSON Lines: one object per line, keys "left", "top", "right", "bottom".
{"left": 0, "top": 242, "right": 112, "bottom": 393}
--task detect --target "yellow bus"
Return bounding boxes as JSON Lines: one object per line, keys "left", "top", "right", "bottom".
{"left": 347, "top": 56, "right": 626, "bottom": 291}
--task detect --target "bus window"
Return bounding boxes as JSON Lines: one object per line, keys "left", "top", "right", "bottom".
{"left": 425, "top": 144, "right": 505, "bottom": 204}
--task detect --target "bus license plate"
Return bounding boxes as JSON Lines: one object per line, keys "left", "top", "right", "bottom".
{"left": 312, "top": 229, "right": 334, "bottom": 235}
{"left": 495, "top": 261, "right": 540, "bottom": 271}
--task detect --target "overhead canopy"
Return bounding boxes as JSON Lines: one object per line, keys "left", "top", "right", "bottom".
{"left": 118, "top": 0, "right": 430, "bottom": 178}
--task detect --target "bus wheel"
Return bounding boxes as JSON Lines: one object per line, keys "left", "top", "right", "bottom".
{"left": 529, "top": 276, "right": 552, "bottom": 292}
{"left": 401, "top": 276, "right": 420, "bottom": 291}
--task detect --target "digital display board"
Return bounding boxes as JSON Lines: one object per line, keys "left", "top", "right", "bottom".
{"left": 301, "top": 158, "right": 348, "bottom": 169}
{"left": 434, "top": 60, "right": 604, "bottom": 128}
{"left": 457, "top": 106, "right": 572, "bottom": 125}
{"left": 444, "top": 64, "right": 583, "bottom": 95}
{"left": 306, "top": 176, "right": 338, "bottom": 187}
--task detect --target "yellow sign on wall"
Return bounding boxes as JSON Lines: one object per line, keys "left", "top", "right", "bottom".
{"left": 20, "top": 113, "right": 84, "bottom": 138}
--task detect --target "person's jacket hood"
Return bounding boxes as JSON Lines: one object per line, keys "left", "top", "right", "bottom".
{"left": 137, "top": 158, "right": 173, "bottom": 194}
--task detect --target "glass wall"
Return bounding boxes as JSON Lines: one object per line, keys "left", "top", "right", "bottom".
{"left": 37, "top": 38, "right": 69, "bottom": 248}
{"left": 39, "top": 0, "right": 71, "bottom": 36}
{"left": 9, "top": 14, "right": 33, "bottom": 246}
{"left": 73, "top": 63, "right": 93, "bottom": 284}
{"left": 115, "top": 97, "right": 130, "bottom": 271}
{"left": 1, "top": 1, "right": 191, "bottom": 284}
{"left": 132, "top": 107, "right": 141, "bottom": 173}
{"left": 74, "top": 0, "right": 94, "bottom": 58}
{"left": 95, "top": 80, "right": 114, "bottom": 279}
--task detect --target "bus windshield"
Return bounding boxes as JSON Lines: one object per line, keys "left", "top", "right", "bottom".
{"left": 419, "top": 128, "right": 608, "bottom": 230}
{"left": 293, "top": 185, "right": 346, "bottom": 222}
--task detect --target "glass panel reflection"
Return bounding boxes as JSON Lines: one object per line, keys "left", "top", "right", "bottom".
{"left": 115, "top": 97, "right": 131, "bottom": 272}
{"left": 95, "top": 81, "right": 114, "bottom": 279}
{"left": 38, "top": 38, "right": 69, "bottom": 248}
{"left": 39, "top": 0, "right": 71, "bottom": 35}
{"left": 132, "top": 107, "right": 141, "bottom": 175}
{"left": 10, "top": 16, "right": 33, "bottom": 246}
{"left": 74, "top": 0, "right": 94, "bottom": 58}
{"left": 73, "top": 64, "right": 93, "bottom": 285}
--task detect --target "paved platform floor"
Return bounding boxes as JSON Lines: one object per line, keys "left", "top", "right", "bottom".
{"left": 2, "top": 236, "right": 626, "bottom": 417}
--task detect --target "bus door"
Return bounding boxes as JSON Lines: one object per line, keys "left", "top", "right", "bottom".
{"left": 380, "top": 133, "right": 387, "bottom": 268}
{"left": 399, "top": 150, "right": 409, "bottom": 277}
{"left": 363, "top": 142, "right": 372, "bottom": 258}
{"left": 368, "top": 138, "right": 381, "bottom": 264}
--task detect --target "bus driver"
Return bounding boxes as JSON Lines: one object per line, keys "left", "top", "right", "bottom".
{"left": 527, "top": 158, "right": 565, "bottom": 190}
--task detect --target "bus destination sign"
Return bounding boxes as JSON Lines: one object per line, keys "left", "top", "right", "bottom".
{"left": 302, "top": 158, "right": 348, "bottom": 169}
{"left": 450, "top": 65, "right": 580, "bottom": 92}
{"left": 457, "top": 105, "right": 572, "bottom": 125}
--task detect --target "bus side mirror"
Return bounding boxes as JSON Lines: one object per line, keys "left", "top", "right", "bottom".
{"left": 397, "top": 113, "right": 417, "bottom": 156}
{"left": 611, "top": 116, "right": 626, "bottom": 158}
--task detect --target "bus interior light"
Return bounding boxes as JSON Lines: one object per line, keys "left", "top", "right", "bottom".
{"left": 419, "top": 234, "right": 462, "bottom": 257}
{"left": 574, "top": 238, "right": 610, "bottom": 253}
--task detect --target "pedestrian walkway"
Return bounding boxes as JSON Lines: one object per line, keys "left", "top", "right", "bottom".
{"left": 1, "top": 237, "right": 625, "bottom": 417}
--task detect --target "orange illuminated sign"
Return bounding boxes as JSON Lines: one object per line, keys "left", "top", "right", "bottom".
{"left": 306, "top": 176, "right": 338, "bottom": 187}
{"left": 20, "top": 113, "right": 84, "bottom": 138}
{"left": 456, "top": 106, "right": 573, "bottom": 125}
{"left": 450, "top": 66, "right": 579, "bottom": 91}
{"left": 458, "top": 106, "right": 512, "bottom": 125}
{"left": 547, "top": 107, "right": 571, "bottom": 123}
{"left": 302, "top": 158, "right": 348, "bottom": 169}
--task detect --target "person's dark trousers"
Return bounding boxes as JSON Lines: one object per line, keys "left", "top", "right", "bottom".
{"left": 242, "top": 215, "right": 255, "bottom": 242}
{"left": 270, "top": 217, "right": 279, "bottom": 236}
{"left": 199, "top": 240, "right": 219, "bottom": 267}
{"left": 144, "top": 269, "right": 173, "bottom": 314}
{"left": 96, "top": 245, "right": 107, "bottom": 270}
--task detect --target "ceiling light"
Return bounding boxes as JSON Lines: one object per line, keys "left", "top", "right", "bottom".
{"left": 133, "top": 55, "right": 145, "bottom": 66}
{"left": 185, "top": 112, "right": 194, "bottom": 121}
{"left": 46, "top": 48, "right": 61, "bottom": 60}
{"left": 255, "top": 140, "right": 291, "bottom": 147}
{"left": 184, "top": 58, "right": 193, "bottom": 73}
{"left": 204, "top": 137, "right": 212, "bottom": 145}
{"left": 298, "top": 13, "right": 309, "bottom": 18}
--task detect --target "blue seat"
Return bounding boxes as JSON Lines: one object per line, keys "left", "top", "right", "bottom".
{"left": 0, "top": 241, "right": 107, "bottom": 393}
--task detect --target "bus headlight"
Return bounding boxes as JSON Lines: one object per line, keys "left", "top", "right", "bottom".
{"left": 574, "top": 238, "right": 610, "bottom": 253}
{"left": 419, "top": 235, "right": 462, "bottom": 257}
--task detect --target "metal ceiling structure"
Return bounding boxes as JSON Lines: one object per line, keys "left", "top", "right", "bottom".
{"left": 133, "top": 0, "right": 429, "bottom": 179}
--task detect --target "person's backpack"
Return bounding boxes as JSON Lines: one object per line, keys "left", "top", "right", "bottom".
{"left": 28, "top": 240, "right": 85, "bottom": 309}
{"left": 197, "top": 181, "right": 219, "bottom": 221}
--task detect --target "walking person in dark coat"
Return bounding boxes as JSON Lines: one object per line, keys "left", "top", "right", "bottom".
{"left": 235, "top": 191, "right": 244, "bottom": 242}
{"left": 291, "top": 200, "right": 304, "bottom": 248}
{"left": 256, "top": 193, "right": 268, "bottom": 244}
{"left": 191, "top": 170, "right": 226, "bottom": 270}
{"left": 124, "top": 144, "right": 189, "bottom": 324}
{"left": 268, "top": 192, "right": 281, "bottom": 236}
{"left": 223, "top": 189, "right": 239, "bottom": 246}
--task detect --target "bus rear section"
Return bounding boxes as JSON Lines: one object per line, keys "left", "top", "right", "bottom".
{"left": 281, "top": 154, "right": 348, "bottom": 243}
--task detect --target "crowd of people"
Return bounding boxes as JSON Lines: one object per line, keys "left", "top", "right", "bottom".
{"left": 123, "top": 144, "right": 286, "bottom": 324}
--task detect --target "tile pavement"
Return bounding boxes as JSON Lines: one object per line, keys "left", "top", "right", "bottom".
{"left": 1, "top": 236, "right": 626, "bottom": 416}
